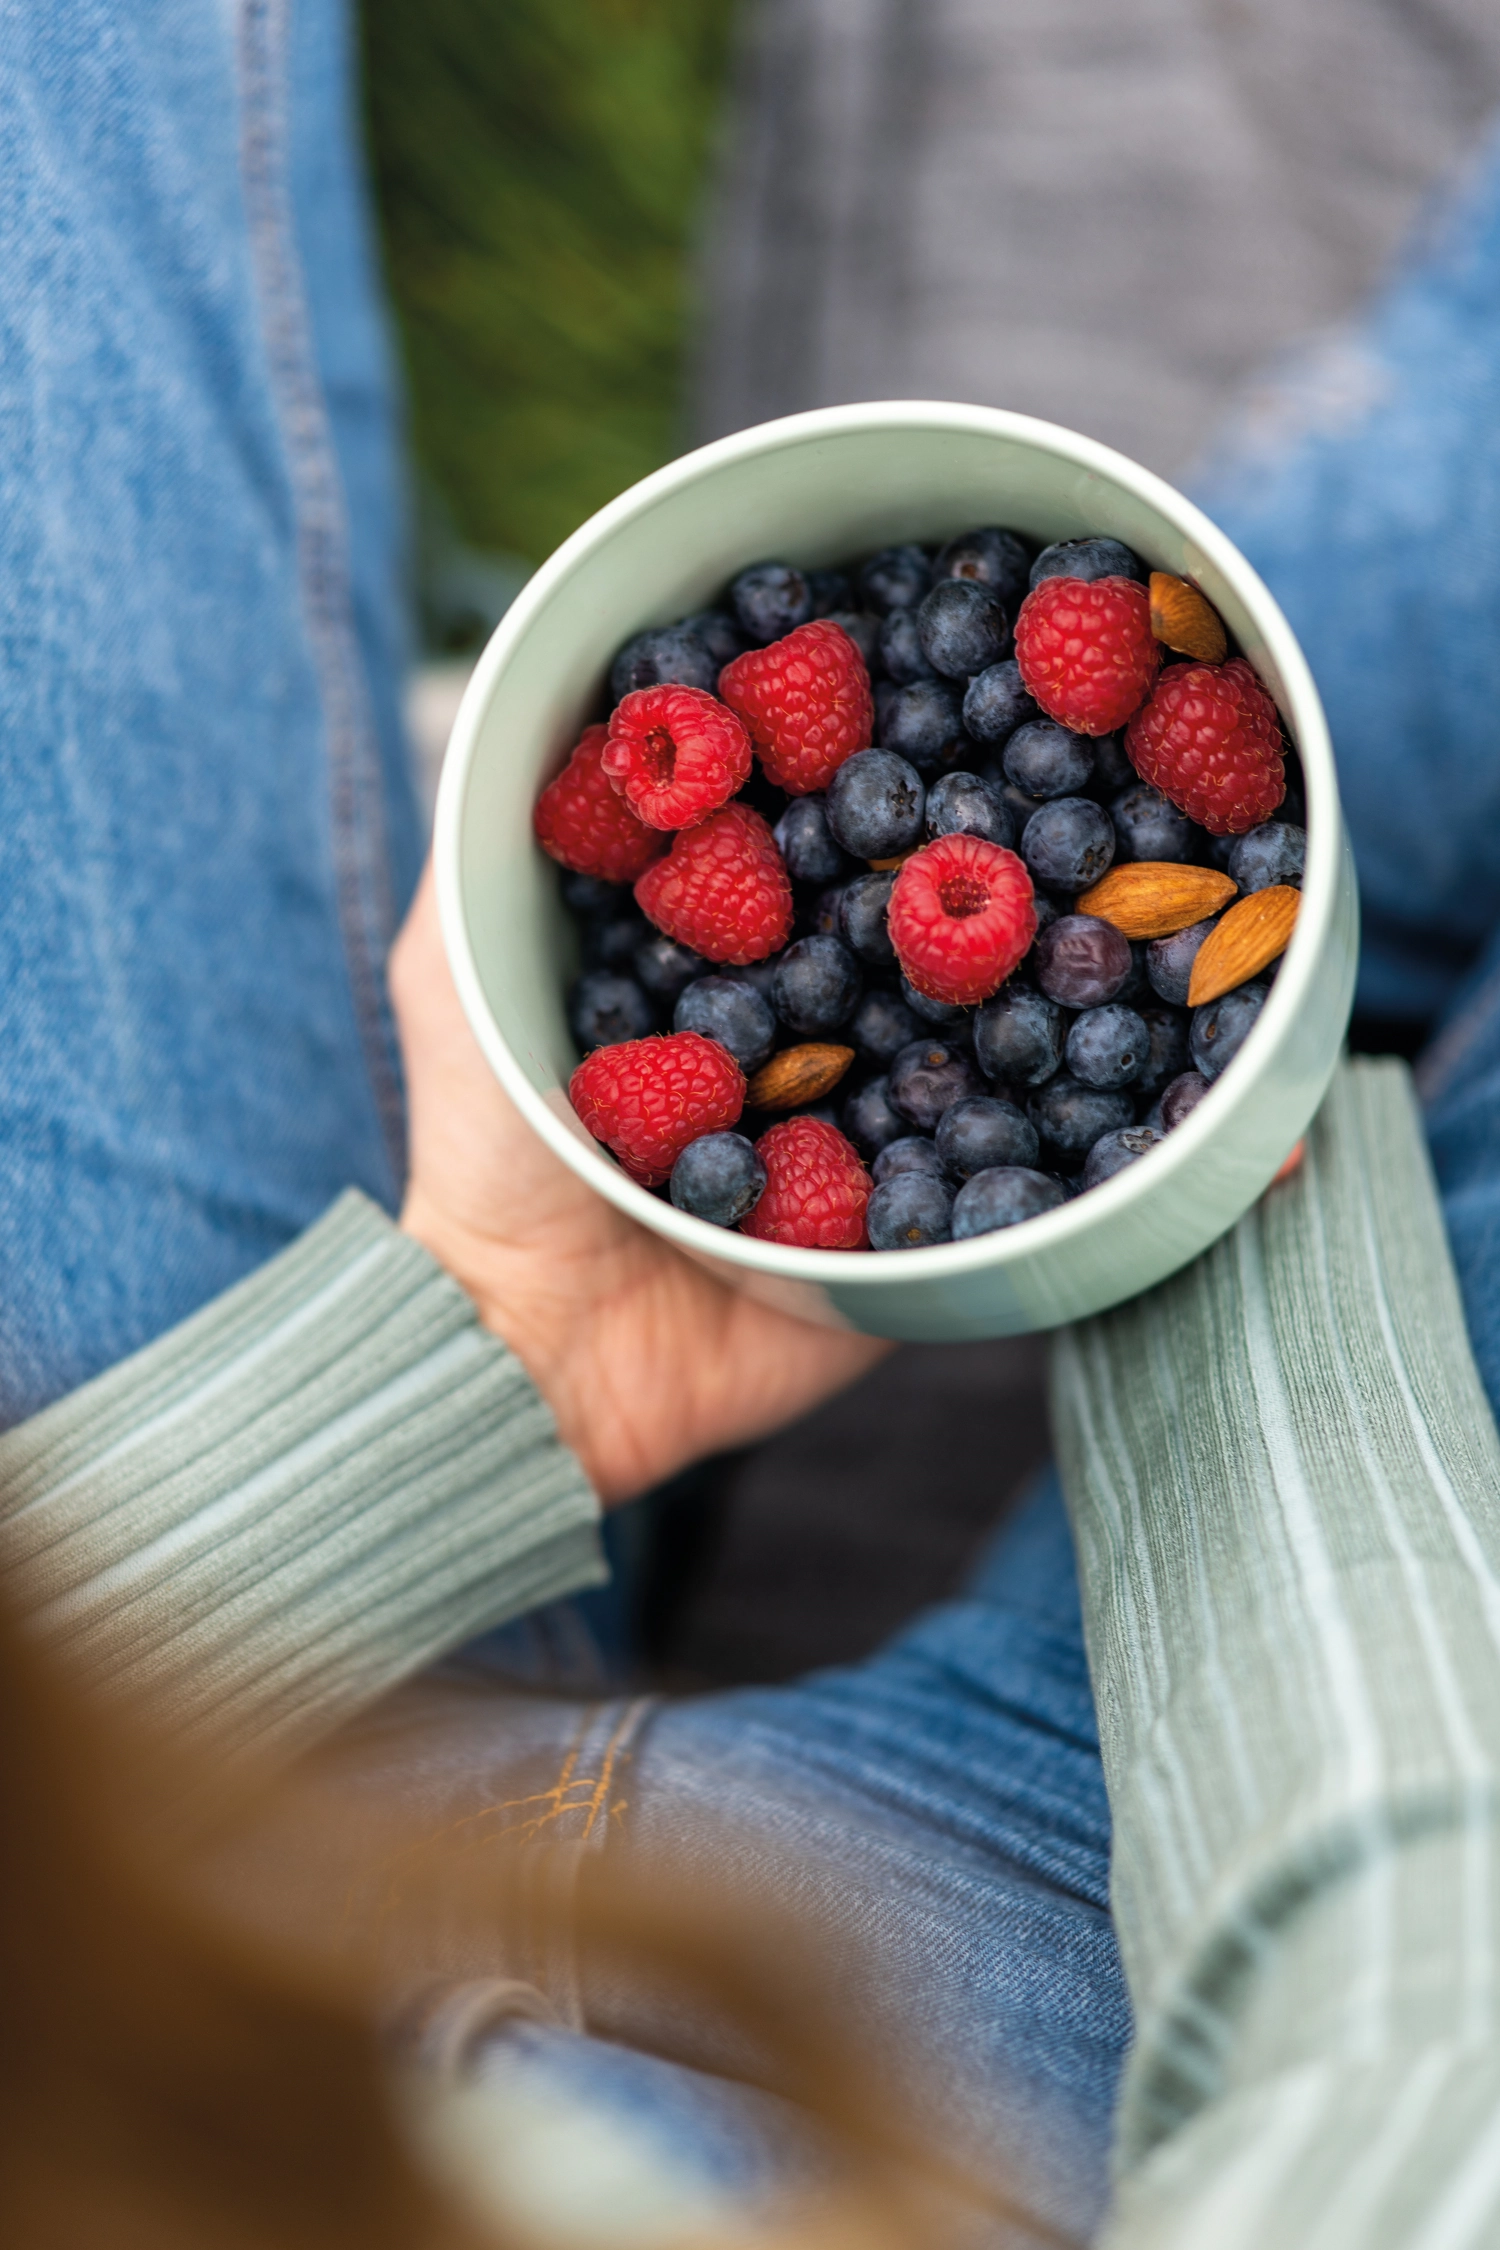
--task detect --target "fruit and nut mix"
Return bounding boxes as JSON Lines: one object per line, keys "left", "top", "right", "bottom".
{"left": 535, "top": 533, "right": 1303, "bottom": 1252}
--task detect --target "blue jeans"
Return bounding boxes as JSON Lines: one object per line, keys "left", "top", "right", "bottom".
{"left": 10, "top": 10, "right": 1500, "bottom": 2245}
{"left": 0, "top": 0, "right": 421, "bottom": 1428}
{"left": 1192, "top": 115, "right": 1500, "bottom": 1415}
{"left": 342, "top": 1477, "right": 1125, "bottom": 2246}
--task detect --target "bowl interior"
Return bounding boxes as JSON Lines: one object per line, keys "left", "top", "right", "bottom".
{"left": 441, "top": 403, "right": 1345, "bottom": 1301}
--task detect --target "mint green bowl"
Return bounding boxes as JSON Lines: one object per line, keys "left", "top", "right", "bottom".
{"left": 434, "top": 402, "right": 1357, "bottom": 1342}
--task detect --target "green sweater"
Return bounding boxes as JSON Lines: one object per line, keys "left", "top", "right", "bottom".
{"left": 0, "top": 1195, "right": 604, "bottom": 1765}
{"left": 1057, "top": 1059, "right": 1500, "bottom": 2248}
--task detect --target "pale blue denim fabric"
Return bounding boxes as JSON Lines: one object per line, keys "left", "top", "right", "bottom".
{"left": 0, "top": 0, "right": 422, "bottom": 1427}
{"left": 1193, "top": 121, "right": 1500, "bottom": 1416}
{"left": 363, "top": 1476, "right": 1127, "bottom": 2249}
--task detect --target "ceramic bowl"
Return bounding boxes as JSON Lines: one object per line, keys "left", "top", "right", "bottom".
{"left": 434, "top": 401, "right": 1357, "bottom": 1342}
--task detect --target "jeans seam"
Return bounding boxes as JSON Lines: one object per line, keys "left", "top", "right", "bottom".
{"left": 235, "top": 0, "right": 406, "bottom": 1186}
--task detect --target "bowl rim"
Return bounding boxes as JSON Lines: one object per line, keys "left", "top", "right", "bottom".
{"left": 436, "top": 398, "right": 1337, "bottom": 1289}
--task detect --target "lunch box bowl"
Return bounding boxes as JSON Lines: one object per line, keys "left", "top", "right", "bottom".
{"left": 434, "top": 400, "right": 1357, "bottom": 1342}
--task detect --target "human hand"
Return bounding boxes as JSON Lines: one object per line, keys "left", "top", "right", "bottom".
{"left": 391, "top": 864, "right": 889, "bottom": 1503}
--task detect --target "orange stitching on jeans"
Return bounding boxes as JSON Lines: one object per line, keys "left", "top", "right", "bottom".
{"left": 355, "top": 1704, "right": 641, "bottom": 1934}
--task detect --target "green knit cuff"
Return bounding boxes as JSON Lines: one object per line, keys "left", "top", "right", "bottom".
{"left": 0, "top": 1192, "right": 605, "bottom": 1762}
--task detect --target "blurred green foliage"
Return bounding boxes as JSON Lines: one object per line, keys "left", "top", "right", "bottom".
{"left": 361, "top": 0, "right": 737, "bottom": 594}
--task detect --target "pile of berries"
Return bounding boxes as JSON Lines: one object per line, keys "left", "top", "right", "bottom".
{"left": 535, "top": 533, "right": 1304, "bottom": 1252}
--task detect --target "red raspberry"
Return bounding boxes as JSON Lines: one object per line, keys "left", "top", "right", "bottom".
{"left": 569, "top": 1031, "right": 745, "bottom": 1187}
{"left": 601, "top": 684, "right": 751, "bottom": 830}
{"left": 634, "top": 801, "right": 792, "bottom": 965}
{"left": 718, "top": 620, "right": 874, "bottom": 794}
{"left": 741, "top": 1117, "right": 871, "bottom": 1250}
{"left": 887, "top": 835, "right": 1037, "bottom": 1006}
{"left": 1125, "top": 657, "right": 1286, "bottom": 836}
{"left": 1014, "top": 576, "right": 1161, "bottom": 736}
{"left": 534, "top": 723, "right": 665, "bottom": 881}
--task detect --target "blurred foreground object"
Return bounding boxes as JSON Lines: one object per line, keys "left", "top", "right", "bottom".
{"left": 698, "top": 0, "right": 1500, "bottom": 474}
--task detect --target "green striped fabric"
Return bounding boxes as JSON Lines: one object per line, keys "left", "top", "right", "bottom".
{"left": 1055, "top": 1059, "right": 1500, "bottom": 2248}
{"left": 0, "top": 1192, "right": 604, "bottom": 1766}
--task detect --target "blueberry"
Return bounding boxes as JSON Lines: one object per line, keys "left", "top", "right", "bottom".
{"left": 867, "top": 1172, "right": 955, "bottom": 1250}
{"left": 1031, "top": 892, "right": 1062, "bottom": 940}
{"left": 936, "top": 1094, "right": 1039, "bottom": 1179}
{"left": 1208, "top": 833, "right": 1238, "bottom": 872}
{"left": 1033, "top": 914, "right": 1132, "bottom": 1008}
{"left": 899, "top": 975, "right": 969, "bottom": 1030}
{"left": 933, "top": 527, "right": 1032, "bottom": 611}
{"left": 587, "top": 911, "right": 651, "bottom": 970}
{"left": 859, "top": 544, "right": 932, "bottom": 615}
{"left": 674, "top": 976, "right": 777, "bottom": 1071}
{"left": 825, "top": 748, "right": 925, "bottom": 858}
{"left": 877, "top": 680, "right": 967, "bottom": 772}
{"left": 786, "top": 1100, "right": 841, "bottom": 1128}
{"left": 1021, "top": 798, "right": 1115, "bottom": 892}
{"left": 805, "top": 567, "right": 853, "bottom": 616}
{"left": 924, "top": 769, "right": 1014, "bottom": 846}
{"left": 973, "top": 983, "right": 1066, "bottom": 1087}
{"left": 731, "top": 562, "right": 813, "bottom": 644}
{"left": 1146, "top": 917, "right": 1217, "bottom": 1006}
{"left": 962, "top": 659, "right": 1039, "bottom": 745}
{"left": 1155, "top": 1069, "right": 1212, "bottom": 1131}
{"left": 775, "top": 795, "right": 848, "bottom": 885}
{"left": 609, "top": 624, "right": 719, "bottom": 705}
{"left": 873, "top": 677, "right": 902, "bottom": 736}
{"left": 680, "top": 609, "right": 747, "bottom": 668}
{"left": 1115, "top": 942, "right": 1151, "bottom": 1008}
{"left": 827, "top": 609, "right": 882, "bottom": 667}
{"left": 842, "top": 1073, "right": 909, "bottom": 1157}
{"left": 1190, "top": 980, "right": 1268, "bottom": 1081}
{"left": 1082, "top": 1125, "right": 1162, "bottom": 1190}
{"left": 803, "top": 884, "right": 848, "bottom": 939}
{"left": 721, "top": 959, "right": 781, "bottom": 1005}
{"left": 1066, "top": 1004, "right": 1150, "bottom": 1089}
{"left": 873, "top": 1134, "right": 944, "bottom": 1184}
{"left": 569, "top": 971, "right": 656, "bottom": 1051}
{"left": 1028, "top": 1076, "right": 1135, "bottom": 1158}
{"left": 773, "top": 934, "right": 862, "bottom": 1035}
{"left": 1228, "top": 822, "right": 1306, "bottom": 893}
{"left": 840, "top": 870, "right": 898, "bottom": 966}
{"left": 851, "top": 987, "right": 924, "bottom": 1063}
{"left": 1134, "top": 1006, "right": 1190, "bottom": 1098}
{"left": 996, "top": 779, "right": 1045, "bottom": 834}
{"left": 669, "top": 1132, "right": 767, "bottom": 1227}
{"left": 951, "top": 1167, "right": 1068, "bottom": 1238}
{"left": 1111, "top": 783, "right": 1205, "bottom": 864}
{"left": 1004, "top": 720, "right": 1095, "bottom": 800}
{"left": 916, "top": 579, "right": 1009, "bottom": 680}
{"left": 563, "top": 872, "right": 629, "bottom": 920}
{"left": 634, "top": 932, "right": 709, "bottom": 999}
{"left": 1091, "top": 733, "right": 1135, "bottom": 794}
{"left": 888, "top": 1037, "right": 983, "bottom": 1130}
{"left": 1029, "top": 536, "right": 1147, "bottom": 588}
{"left": 877, "top": 607, "right": 938, "bottom": 684}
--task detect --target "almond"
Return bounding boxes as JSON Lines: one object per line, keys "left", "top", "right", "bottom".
{"left": 1149, "top": 572, "right": 1228, "bottom": 664}
{"left": 1187, "top": 885, "right": 1299, "bottom": 1007}
{"left": 1075, "top": 861, "right": 1237, "bottom": 939}
{"left": 746, "top": 1043, "right": 855, "bottom": 1112}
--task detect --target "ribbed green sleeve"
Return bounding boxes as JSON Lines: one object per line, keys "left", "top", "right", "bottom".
{"left": 1054, "top": 1060, "right": 1500, "bottom": 2248}
{"left": 0, "top": 1192, "right": 605, "bottom": 1764}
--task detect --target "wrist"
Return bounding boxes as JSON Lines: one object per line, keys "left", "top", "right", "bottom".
{"left": 397, "top": 1190, "right": 614, "bottom": 1498}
